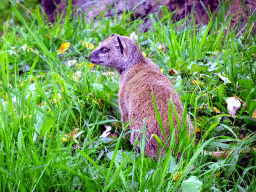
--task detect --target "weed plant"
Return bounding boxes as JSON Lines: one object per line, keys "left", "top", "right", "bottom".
{"left": 0, "top": 0, "right": 255, "bottom": 191}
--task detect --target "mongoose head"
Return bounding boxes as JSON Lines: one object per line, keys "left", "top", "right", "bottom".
{"left": 85, "top": 34, "right": 145, "bottom": 74}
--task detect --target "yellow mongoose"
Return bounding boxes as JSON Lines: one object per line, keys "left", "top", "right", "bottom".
{"left": 86, "top": 34, "right": 193, "bottom": 159}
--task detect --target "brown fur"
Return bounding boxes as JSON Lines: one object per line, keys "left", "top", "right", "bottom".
{"left": 86, "top": 34, "right": 193, "bottom": 159}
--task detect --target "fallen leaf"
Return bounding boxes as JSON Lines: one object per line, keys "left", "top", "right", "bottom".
{"left": 157, "top": 43, "right": 165, "bottom": 52}
{"left": 66, "top": 60, "right": 77, "bottom": 67}
{"left": 226, "top": 97, "right": 241, "bottom": 117}
{"left": 218, "top": 73, "right": 231, "bottom": 83}
{"left": 102, "top": 71, "right": 118, "bottom": 77}
{"left": 99, "top": 126, "right": 112, "bottom": 138}
{"left": 73, "top": 71, "right": 82, "bottom": 81}
{"left": 21, "top": 44, "right": 29, "bottom": 52}
{"left": 168, "top": 69, "right": 177, "bottom": 75}
{"left": 130, "top": 32, "right": 138, "bottom": 41}
{"left": 21, "top": 44, "right": 38, "bottom": 54}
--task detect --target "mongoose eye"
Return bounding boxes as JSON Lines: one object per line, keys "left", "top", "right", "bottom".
{"left": 101, "top": 48, "right": 108, "bottom": 53}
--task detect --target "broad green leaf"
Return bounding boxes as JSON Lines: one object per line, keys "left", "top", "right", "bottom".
{"left": 181, "top": 176, "right": 203, "bottom": 192}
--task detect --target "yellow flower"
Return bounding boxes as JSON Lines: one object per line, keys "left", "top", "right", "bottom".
{"left": 57, "top": 42, "right": 71, "bottom": 54}
{"left": 252, "top": 109, "right": 256, "bottom": 118}
{"left": 57, "top": 93, "right": 62, "bottom": 101}
{"left": 62, "top": 128, "right": 81, "bottom": 144}
{"left": 98, "top": 98, "right": 104, "bottom": 106}
{"left": 214, "top": 170, "right": 221, "bottom": 178}
{"left": 173, "top": 171, "right": 183, "bottom": 182}
{"left": 82, "top": 41, "right": 95, "bottom": 49}
{"left": 106, "top": 93, "right": 110, "bottom": 101}
{"left": 213, "top": 107, "right": 220, "bottom": 114}
{"left": 88, "top": 63, "right": 96, "bottom": 69}
{"left": 45, "top": 34, "right": 51, "bottom": 39}
{"left": 62, "top": 136, "right": 70, "bottom": 142}
{"left": 75, "top": 62, "right": 84, "bottom": 69}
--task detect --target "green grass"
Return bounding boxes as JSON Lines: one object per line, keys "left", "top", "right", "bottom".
{"left": 0, "top": 0, "right": 256, "bottom": 191}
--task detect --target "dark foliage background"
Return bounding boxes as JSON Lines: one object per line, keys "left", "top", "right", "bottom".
{"left": 0, "top": 0, "right": 41, "bottom": 34}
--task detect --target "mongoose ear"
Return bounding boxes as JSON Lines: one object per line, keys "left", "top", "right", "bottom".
{"left": 113, "top": 35, "right": 128, "bottom": 60}
{"left": 117, "top": 36, "right": 124, "bottom": 55}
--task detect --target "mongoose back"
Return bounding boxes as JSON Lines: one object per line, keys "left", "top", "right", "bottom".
{"left": 86, "top": 34, "right": 193, "bottom": 159}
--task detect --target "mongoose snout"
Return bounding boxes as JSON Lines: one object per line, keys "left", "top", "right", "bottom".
{"left": 85, "top": 52, "right": 108, "bottom": 65}
{"left": 86, "top": 34, "right": 193, "bottom": 159}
